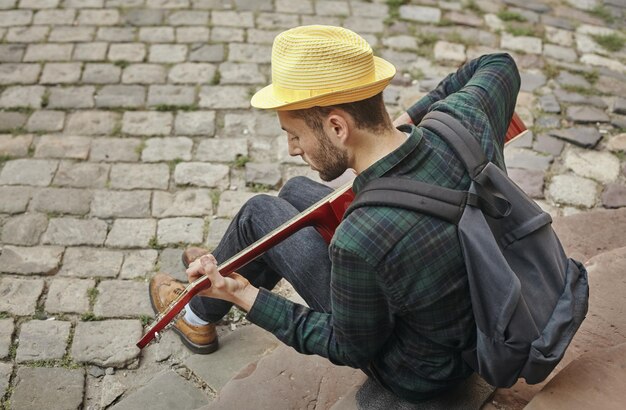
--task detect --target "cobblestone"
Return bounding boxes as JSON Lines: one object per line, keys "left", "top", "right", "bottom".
{"left": 195, "top": 138, "right": 248, "bottom": 162}
{"left": 39, "top": 63, "right": 82, "bottom": 84}
{"left": 122, "top": 111, "right": 173, "bottom": 135}
{"left": 96, "top": 85, "right": 146, "bottom": 108}
{"left": 0, "top": 245, "right": 63, "bottom": 275}
{"left": 218, "top": 62, "right": 264, "bottom": 84}
{"left": 108, "top": 43, "right": 146, "bottom": 62}
{"left": 81, "top": 64, "right": 122, "bottom": 84}
{"left": 549, "top": 127, "right": 602, "bottom": 148}
{"left": 139, "top": 26, "right": 174, "bottom": 43}
{"left": 73, "top": 42, "right": 108, "bottom": 61}
{"left": 148, "top": 44, "right": 187, "bottom": 63}
{"left": 90, "top": 138, "right": 141, "bottom": 162}
{"left": 59, "top": 247, "right": 124, "bottom": 278}
{"left": 0, "top": 134, "right": 33, "bottom": 156}
{"left": 212, "top": 10, "right": 254, "bottom": 27}
{"left": 45, "top": 277, "right": 94, "bottom": 314}
{"left": 0, "top": 276, "right": 44, "bottom": 315}
{"left": 94, "top": 280, "right": 153, "bottom": 317}
{"left": 152, "top": 189, "right": 214, "bottom": 217}
{"left": 189, "top": 43, "right": 224, "bottom": 62}
{"left": 173, "top": 162, "right": 229, "bottom": 188}
{"left": 0, "top": 63, "right": 40, "bottom": 85}
{"left": 0, "top": 159, "right": 58, "bottom": 186}
{"left": 141, "top": 136, "right": 192, "bottom": 162}
{"left": 109, "top": 163, "right": 170, "bottom": 190}
{"left": 42, "top": 217, "right": 107, "bottom": 246}
{"left": 157, "top": 217, "right": 204, "bottom": 245}
{"left": 66, "top": 111, "right": 120, "bottom": 135}
{"left": 11, "top": 368, "right": 85, "bottom": 410}
{"left": 53, "top": 161, "right": 110, "bottom": 188}
{"left": 549, "top": 173, "right": 599, "bottom": 208}
{"left": 168, "top": 62, "right": 215, "bottom": 84}
{"left": 147, "top": 85, "right": 195, "bottom": 107}
{"left": 47, "top": 86, "right": 95, "bottom": 109}
{"left": 0, "top": 212, "right": 48, "bottom": 246}
{"left": 34, "top": 135, "right": 91, "bottom": 159}
{"left": 602, "top": 184, "right": 626, "bottom": 209}
{"left": 0, "top": 111, "right": 27, "bottom": 131}
{"left": 33, "top": 8, "right": 75, "bottom": 25}
{"left": 0, "top": 186, "right": 31, "bottom": 214}
{"left": 91, "top": 190, "right": 151, "bottom": 218}
{"left": 30, "top": 187, "right": 92, "bottom": 215}
{"left": 120, "top": 249, "right": 158, "bottom": 279}
{"left": 564, "top": 149, "right": 620, "bottom": 184}
{"left": 176, "top": 26, "right": 209, "bottom": 43}
{"left": 16, "top": 320, "right": 71, "bottom": 363}
{"left": 105, "top": 218, "right": 156, "bottom": 248}
{"left": 0, "top": 44, "right": 25, "bottom": 62}
{"left": 48, "top": 26, "right": 95, "bottom": 42}
{"left": 199, "top": 86, "right": 250, "bottom": 109}
{"left": 0, "top": 85, "right": 44, "bottom": 108}
{"left": 71, "top": 320, "right": 142, "bottom": 367}
{"left": 26, "top": 110, "right": 65, "bottom": 132}
{"left": 122, "top": 64, "right": 167, "bottom": 84}
{"left": 0, "top": 319, "right": 12, "bottom": 359}
{"left": 174, "top": 111, "right": 215, "bottom": 136}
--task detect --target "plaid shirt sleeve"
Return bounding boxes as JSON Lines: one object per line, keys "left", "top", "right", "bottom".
{"left": 247, "top": 243, "right": 392, "bottom": 369}
{"left": 407, "top": 53, "right": 520, "bottom": 148}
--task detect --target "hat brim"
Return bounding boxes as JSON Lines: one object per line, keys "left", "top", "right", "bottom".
{"left": 251, "top": 56, "right": 396, "bottom": 111}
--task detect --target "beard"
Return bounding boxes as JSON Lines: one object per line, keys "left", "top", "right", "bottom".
{"left": 311, "top": 129, "right": 349, "bottom": 182}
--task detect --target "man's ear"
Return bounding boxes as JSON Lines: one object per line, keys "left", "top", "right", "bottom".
{"left": 326, "top": 111, "right": 351, "bottom": 145}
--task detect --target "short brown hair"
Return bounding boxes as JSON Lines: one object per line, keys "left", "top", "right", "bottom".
{"left": 289, "top": 92, "right": 392, "bottom": 135}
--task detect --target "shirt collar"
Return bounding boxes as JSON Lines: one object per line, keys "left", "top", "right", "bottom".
{"left": 352, "top": 124, "right": 423, "bottom": 194}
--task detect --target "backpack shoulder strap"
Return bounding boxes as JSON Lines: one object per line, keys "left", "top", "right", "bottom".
{"left": 420, "top": 111, "right": 488, "bottom": 180}
{"left": 344, "top": 177, "right": 467, "bottom": 224}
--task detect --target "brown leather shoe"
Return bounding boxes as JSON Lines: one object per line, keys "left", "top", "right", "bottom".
{"left": 149, "top": 272, "right": 218, "bottom": 354}
{"left": 182, "top": 246, "right": 211, "bottom": 268}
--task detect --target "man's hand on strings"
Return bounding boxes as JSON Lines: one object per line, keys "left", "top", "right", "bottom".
{"left": 185, "top": 254, "right": 259, "bottom": 311}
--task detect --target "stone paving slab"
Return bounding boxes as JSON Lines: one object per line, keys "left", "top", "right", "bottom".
{"left": 15, "top": 320, "right": 71, "bottom": 363}
{"left": 208, "top": 344, "right": 364, "bottom": 410}
{"left": 11, "top": 367, "right": 85, "bottom": 410}
{"left": 184, "top": 325, "right": 280, "bottom": 391}
{"left": 0, "top": 362, "right": 11, "bottom": 400}
{"left": 525, "top": 343, "right": 626, "bottom": 410}
{"left": 0, "top": 277, "right": 44, "bottom": 316}
{"left": 93, "top": 280, "right": 153, "bottom": 318}
{"left": 0, "top": 318, "right": 13, "bottom": 360}
{"left": 45, "top": 277, "right": 94, "bottom": 314}
{"left": 71, "top": 319, "right": 142, "bottom": 368}
{"left": 110, "top": 370, "right": 208, "bottom": 410}
{"left": 0, "top": 245, "right": 63, "bottom": 275}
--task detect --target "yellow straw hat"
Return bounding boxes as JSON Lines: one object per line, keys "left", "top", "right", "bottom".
{"left": 251, "top": 25, "right": 396, "bottom": 110}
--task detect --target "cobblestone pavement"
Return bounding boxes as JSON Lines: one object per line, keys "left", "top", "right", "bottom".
{"left": 0, "top": 0, "right": 624, "bottom": 409}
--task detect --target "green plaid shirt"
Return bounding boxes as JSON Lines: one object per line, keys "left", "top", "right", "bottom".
{"left": 247, "top": 53, "right": 520, "bottom": 402}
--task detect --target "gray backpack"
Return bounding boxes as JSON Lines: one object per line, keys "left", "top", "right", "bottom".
{"left": 346, "top": 111, "right": 589, "bottom": 388}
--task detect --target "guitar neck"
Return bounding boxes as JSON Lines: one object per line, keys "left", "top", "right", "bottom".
{"left": 136, "top": 182, "right": 354, "bottom": 348}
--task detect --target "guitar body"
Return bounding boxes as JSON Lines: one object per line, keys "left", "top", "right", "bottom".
{"left": 137, "top": 113, "right": 527, "bottom": 349}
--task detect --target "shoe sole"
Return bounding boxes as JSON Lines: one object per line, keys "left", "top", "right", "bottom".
{"left": 147, "top": 284, "right": 219, "bottom": 355}
{"left": 181, "top": 252, "right": 190, "bottom": 269}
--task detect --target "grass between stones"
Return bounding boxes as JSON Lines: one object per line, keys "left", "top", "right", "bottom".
{"left": 591, "top": 33, "right": 625, "bottom": 52}
{"left": 590, "top": 5, "right": 616, "bottom": 24}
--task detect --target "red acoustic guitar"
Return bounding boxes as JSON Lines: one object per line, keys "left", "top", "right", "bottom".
{"left": 137, "top": 113, "right": 528, "bottom": 349}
